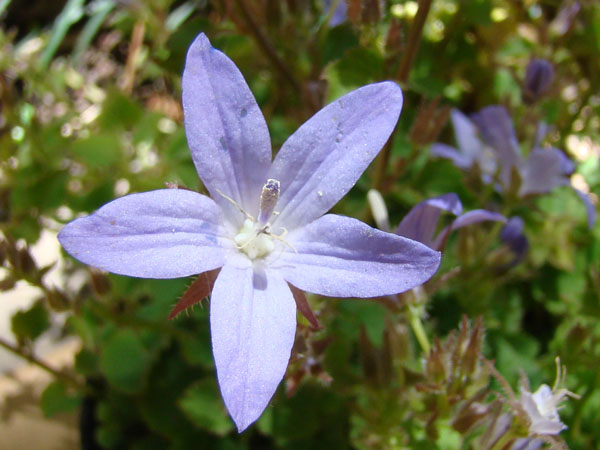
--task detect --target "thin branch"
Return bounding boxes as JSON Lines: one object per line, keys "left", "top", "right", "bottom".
{"left": 0, "top": 337, "right": 84, "bottom": 390}
{"left": 373, "top": 0, "right": 434, "bottom": 190}
{"left": 121, "top": 20, "right": 146, "bottom": 95}
{"left": 396, "top": 0, "right": 433, "bottom": 83}
{"left": 232, "top": 0, "right": 301, "bottom": 93}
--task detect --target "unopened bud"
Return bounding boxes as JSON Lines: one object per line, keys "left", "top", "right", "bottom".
{"left": 524, "top": 59, "right": 554, "bottom": 103}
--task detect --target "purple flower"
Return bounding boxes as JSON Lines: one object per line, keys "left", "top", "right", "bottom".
{"left": 58, "top": 33, "right": 441, "bottom": 431}
{"left": 523, "top": 59, "right": 554, "bottom": 103}
{"left": 394, "top": 193, "right": 505, "bottom": 250}
{"left": 368, "top": 190, "right": 505, "bottom": 251}
{"left": 430, "top": 109, "right": 500, "bottom": 184}
{"left": 431, "top": 106, "right": 596, "bottom": 228}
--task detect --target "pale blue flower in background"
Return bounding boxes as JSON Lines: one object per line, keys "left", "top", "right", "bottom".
{"left": 59, "top": 33, "right": 441, "bottom": 432}
{"left": 431, "top": 105, "right": 596, "bottom": 228}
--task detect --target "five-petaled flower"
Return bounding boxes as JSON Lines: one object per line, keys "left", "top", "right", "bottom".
{"left": 431, "top": 106, "right": 596, "bottom": 228}
{"left": 58, "top": 33, "right": 441, "bottom": 431}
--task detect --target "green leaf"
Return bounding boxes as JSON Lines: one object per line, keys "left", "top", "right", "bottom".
{"left": 74, "top": 347, "right": 99, "bottom": 376}
{"left": 11, "top": 300, "right": 50, "bottom": 341}
{"left": 165, "top": 1, "right": 196, "bottom": 32}
{"left": 71, "top": 133, "right": 121, "bottom": 167}
{"left": 328, "top": 47, "right": 384, "bottom": 91}
{"left": 321, "top": 25, "right": 359, "bottom": 66}
{"left": 337, "top": 300, "right": 386, "bottom": 347}
{"left": 100, "top": 329, "right": 150, "bottom": 393}
{"left": 73, "top": 0, "right": 116, "bottom": 63}
{"left": 178, "top": 331, "right": 213, "bottom": 369}
{"left": 178, "top": 379, "right": 234, "bottom": 435}
{"left": 40, "top": 380, "right": 82, "bottom": 417}
{"left": 98, "top": 89, "right": 144, "bottom": 130}
{"left": 40, "top": 0, "right": 85, "bottom": 68}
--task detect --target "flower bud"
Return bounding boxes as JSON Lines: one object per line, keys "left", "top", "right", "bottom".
{"left": 523, "top": 59, "right": 554, "bottom": 103}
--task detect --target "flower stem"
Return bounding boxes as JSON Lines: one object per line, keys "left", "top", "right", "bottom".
{"left": 408, "top": 303, "right": 430, "bottom": 355}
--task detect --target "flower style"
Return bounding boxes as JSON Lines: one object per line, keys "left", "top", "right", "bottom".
{"left": 431, "top": 106, "right": 596, "bottom": 228}
{"left": 368, "top": 190, "right": 505, "bottom": 250}
{"left": 58, "top": 33, "right": 441, "bottom": 431}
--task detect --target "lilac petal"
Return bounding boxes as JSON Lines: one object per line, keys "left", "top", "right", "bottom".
{"left": 521, "top": 390, "right": 566, "bottom": 435}
{"left": 450, "top": 109, "right": 483, "bottom": 164}
{"left": 396, "top": 193, "right": 462, "bottom": 248}
{"left": 210, "top": 263, "right": 296, "bottom": 432}
{"left": 574, "top": 188, "right": 596, "bottom": 229}
{"left": 274, "top": 214, "right": 440, "bottom": 297}
{"left": 471, "top": 106, "right": 522, "bottom": 187}
{"left": 512, "top": 439, "right": 543, "bottom": 450}
{"left": 519, "top": 148, "right": 573, "bottom": 196}
{"left": 58, "top": 189, "right": 227, "bottom": 278}
{"left": 451, "top": 210, "right": 506, "bottom": 229}
{"left": 182, "top": 33, "right": 271, "bottom": 226}
{"left": 485, "top": 413, "right": 513, "bottom": 448}
{"left": 269, "top": 82, "right": 403, "bottom": 230}
{"left": 430, "top": 143, "right": 473, "bottom": 169}
{"left": 432, "top": 209, "right": 506, "bottom": 250}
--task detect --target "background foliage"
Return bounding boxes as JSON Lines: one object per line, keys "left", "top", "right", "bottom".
{"left": 0, "top": 0, "right": 599, "bottom": 448}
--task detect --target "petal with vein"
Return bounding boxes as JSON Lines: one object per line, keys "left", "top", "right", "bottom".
{"left": 269, "top": 82, "right": 403, "bottom": 230}
{"left": 210, "top": 264, "right": 296, "bottom": 432}
{"left": 182, "top": 33, "right": 271, "bottom": 225}
{"left": 58, "top": 189, "right": 227, "bottom": 278}
{"left": 274, "top": 214, "right": 440, "bottom": 297}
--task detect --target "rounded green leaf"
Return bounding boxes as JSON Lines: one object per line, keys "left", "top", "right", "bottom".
{"left": 100, "top": 329, "right": 150, "bottom": 393}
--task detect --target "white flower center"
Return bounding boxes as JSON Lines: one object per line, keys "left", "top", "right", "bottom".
{"left": 234, "top": 218, "right": 275, "bottom": 260}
